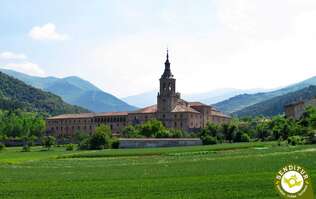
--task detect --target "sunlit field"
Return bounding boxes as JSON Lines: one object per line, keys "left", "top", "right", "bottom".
{"left": 0, "top": 142, "right": 315, "bottom": 199}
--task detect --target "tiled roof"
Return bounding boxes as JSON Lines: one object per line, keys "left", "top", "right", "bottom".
{"left": 95, "top": 112, "right": 128, "bottom": 116}
{"left": 189, "top": 102, "right": 208, "bottom": 107}
{"left": 211, "top": 111, "right": 231, "bottom": 118}
{"left": 172, "top": 104, "right": 200, "bottom": 113}
{"left": 132, "top": 105, "right": 157, "bottom": 114}
{"left": 48, "top": 111, "right": 128, "bottom": 120}
{"left": 48, "top": 113, "right": 96, "bottom": 120}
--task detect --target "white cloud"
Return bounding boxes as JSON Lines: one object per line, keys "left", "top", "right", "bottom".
{"left": 4, "top": 62, "right": 45, "bottom": 76}
{"left": 29, "top": 23, "right": 68, "bottom": 41}
{"left": 0, "top": 52, "right": 27, "bottom": 60}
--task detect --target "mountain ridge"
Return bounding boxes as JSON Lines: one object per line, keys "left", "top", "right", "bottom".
{"left": 0, "top": 69, "right": 137, "bottom": 112}
{"left": 213, "top": 75, "right": 316, "bottom": 114}
{"left": 0, "top": 71, "right": 88, "bottom": 116}
{"left": 234, "top": 85, "right": 316, "bottom": 117}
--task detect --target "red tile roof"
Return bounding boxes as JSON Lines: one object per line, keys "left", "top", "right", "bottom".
{"left": 96, "top": 112, "right": 128, "bottom": 116}
{"left": 47, "top": 111, "right": 128, "bottom": 120}
{"left": 47, "top": 113, "right": 96, "bottom": 120}
{"left": 189, "top": 102, "right": 208, "bottom": 107}
{"left": 172, "top": 104, "right": 200, "bottom": 113}
{"left": 132, "top": 105, "right": 157, "bottom": 114}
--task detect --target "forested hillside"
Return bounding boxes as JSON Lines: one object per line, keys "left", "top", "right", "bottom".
{"left": 0, "top": 72, "right": 88, "bottom": 116}
{"left": 0, "top": 69, "right": 137, "bottom": 112}
{"left": 234, "top": 86, "right": 316, "bottom": 117}
{"left": 214, "top": 76, "right": 316, "bottom": 113}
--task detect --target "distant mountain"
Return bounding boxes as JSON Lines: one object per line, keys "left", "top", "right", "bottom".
{"left": 123, "top": 88, "right": 269, "bottom": 108}
{"left": 123, "top": 90, "right": 158, "bottom": 107}
{"left": 234, "top": 86, "right": 316, "bottom": 117}
{"left": 183, "top": 88, "right": 271, "bottom": 105}
{"left": 0, "top": 69, "right": 137, "bottom": 112}
{"left": 0, "top": 71, "right": 87, "bottom": 115}
{"left": 213, "top": 76, "right": 316, "bottom": 114}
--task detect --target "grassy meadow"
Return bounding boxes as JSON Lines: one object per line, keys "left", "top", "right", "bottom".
{"left": 0, "top": 142, "right": 315, "bottom": 199}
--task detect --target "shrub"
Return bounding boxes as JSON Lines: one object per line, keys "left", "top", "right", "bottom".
{"left": 0, "top": 143, "right": 5, "bottom": 151}
{"left": 307, "top": 133, "right": 316, "bottom": 144}
{"left": 111, "top": 138, "right": 120, "bottom": 149}
{"left": 66, "top": 144, "right": 75, "bottom": 151}
{"left": 240, "top": 133, "right": 250, "bottom": 142}
{"left": 311, "top": 136, "right": 316, "bottom": 144}
{"left": 287, "top": 136, "right": 305, "bottom": 146}
{"left": 234, "top": 131, "right": 243, "bottom": 142}
{"left": 78, "top": 138, "right": 90, "bottom": 150}
{"left": 154, "top": 129, "right": 171, "bottom": 138}
{"left": 90, "top": 124, "right": 112, "bottom": 150}
{"left": 139, "top": 119, "right": 166, "bottom": 137}
{"left": 201, "top": 135, "right": 218, "bottom": 145}
{"left": 169, "top": 129, "right": 188, "bottom": 138}
{"left": 42, "top": 136, "right": 56, "bottom": 150}
{"left": 21, "top": 145, "right": 30, "bottom": 152}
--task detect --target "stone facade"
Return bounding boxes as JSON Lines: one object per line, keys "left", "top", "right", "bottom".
{"left": 284, "top": 97, "right": 316, "bottom": 120}
{"left": 46, "top": 50, "right": 231, "bottom": 137}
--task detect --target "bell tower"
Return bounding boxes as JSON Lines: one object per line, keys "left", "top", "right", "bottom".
{"left": 157, "top": 49, "right": 178, "bottom": 112}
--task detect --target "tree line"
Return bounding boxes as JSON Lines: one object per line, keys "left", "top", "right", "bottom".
{"left": 200, "top": 106, "right": 316, "bottom": 145}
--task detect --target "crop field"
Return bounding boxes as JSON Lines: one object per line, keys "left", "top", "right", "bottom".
{"left": 0, "top": 142, "right": 315, "bottom": 199}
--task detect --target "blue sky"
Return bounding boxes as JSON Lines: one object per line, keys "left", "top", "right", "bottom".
{"left": 1, "top": 0, "right": 316, "bottom": 97}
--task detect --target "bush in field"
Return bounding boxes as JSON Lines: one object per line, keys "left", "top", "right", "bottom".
{"left": 111, "top": 138, "right": 120, "bottom": 149}
{"left": 89, "top": 124, "right": 112, "bottom": 150}
{"left": 122, "top": 120, "right": 190, "bottom": 138}
{"left": 139, "top": 119, "right": 166, "bottom": 137}
{"left": 66, "top": 144, "right": 75, "bottom": 151}
{"left": 222, "top": 124, "right": 237, "bottom": 143}
{"left": 287, "top": 136, "right": 305, "bottom": 146}
{"left": 234, "top": 131, "right": 243, "bottom": 142}
{"left": 154, "top": 129, "right": 172, "bottom": 138}
{"left": 0, "top": 143, "right": 5, "bottom": 151}
{"left": 42, "top": 136, "right": 56, "bottom": 150}
{"left": 199, "top": 123, "right": 222, "bottom": 143}
{"left": 74, "top": 131, "right": 90, "bottom": 143}
{"left": 21, "top": 145, "right": 31, "bottom": 152}
{"left": 311, "top": 135, "right": 316, "bottom": 144}
{"left": 78, "top": 138, "right": 90, "bottom": 150}
{"left": 122, "top": 125, "right": 141, "bottom": 138}
{"left": 169, "top": 129, "right": 189, "bottom": 138}
{"left": 201, "top": 135, "right": 218, "bottom": 145}
{"left": 240, "top": 133, "right": 250, "bottom": 142}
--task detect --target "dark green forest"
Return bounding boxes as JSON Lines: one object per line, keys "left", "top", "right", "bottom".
{"left": 234, "top": 86, "right": 316, "bottom": 117}
{"left": 0, "top": 72, "right": 88, "bottom": 116}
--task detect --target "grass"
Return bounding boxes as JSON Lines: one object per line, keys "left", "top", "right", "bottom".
{"left": 0, "top": 142, "right": 315, "bottom": 198}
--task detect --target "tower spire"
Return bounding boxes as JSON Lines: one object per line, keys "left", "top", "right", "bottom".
{"left": 161, "top": 49, "right": 173, "bottom": 78}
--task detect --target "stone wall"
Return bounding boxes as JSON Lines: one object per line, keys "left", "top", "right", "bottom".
{"left": 119, "top": 138, "right": 202, "bottom": 148}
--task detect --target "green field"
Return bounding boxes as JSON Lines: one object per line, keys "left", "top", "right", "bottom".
{"left": 0, "top": 142, "right": 315, "bottom": 199}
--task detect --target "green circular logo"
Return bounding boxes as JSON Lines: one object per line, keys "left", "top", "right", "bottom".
{"left": 275, "top": 164, "right": 314, "bottom": 199}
